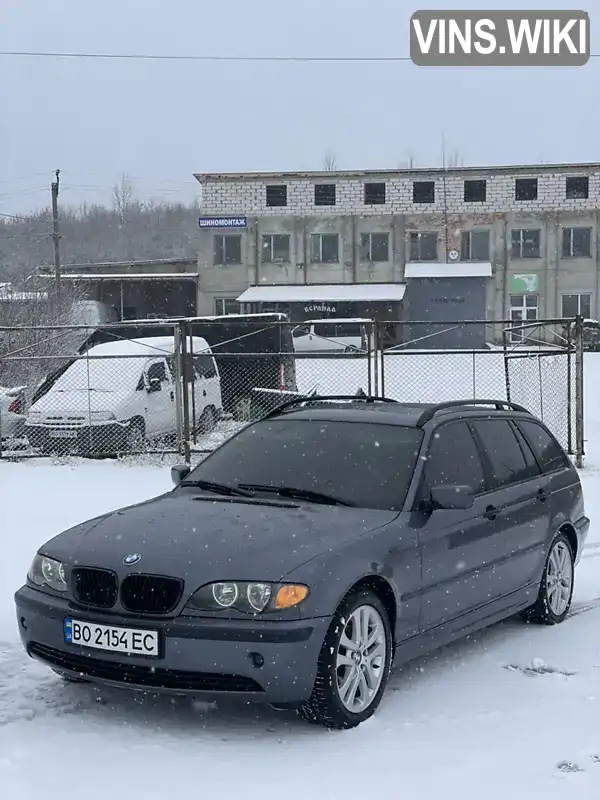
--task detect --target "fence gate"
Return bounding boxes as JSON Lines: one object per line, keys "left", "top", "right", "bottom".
{"left": 375, "top": 317, "right": 584, "bottom": 467}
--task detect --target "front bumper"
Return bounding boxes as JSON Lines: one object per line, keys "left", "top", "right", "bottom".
{"left": 24, "top": 422, "right": 129, "bottom": 455}
{"left": 15, "top": 585, "right": 330, "bottom": 705}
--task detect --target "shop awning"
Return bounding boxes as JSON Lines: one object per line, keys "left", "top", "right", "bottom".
{"left": 236, "top": 283, "right": 406, "bottom": 303}
{"left": 404, "top": 263, "right": 492, "bottom": 278}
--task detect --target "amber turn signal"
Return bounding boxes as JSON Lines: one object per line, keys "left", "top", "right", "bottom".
{"left": 274, "top": 584, "right": 309, "bottom": 609}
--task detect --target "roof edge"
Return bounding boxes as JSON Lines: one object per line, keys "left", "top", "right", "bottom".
{"left": 194, "top": 162, "right": 600, "bottom": 183}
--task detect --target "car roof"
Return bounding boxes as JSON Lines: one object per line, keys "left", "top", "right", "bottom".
{"left": 266, "top": 398, "right": 535, "bottom": 428}
{"left": 85, "top": 336, "right": 211, "bottom": 358}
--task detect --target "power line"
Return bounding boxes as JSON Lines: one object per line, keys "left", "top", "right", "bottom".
{"left": 0, "top": 50, "right": 412, "bottom": 62}
{"left": 0, "top": 49, "right": 599, "bottom": 62}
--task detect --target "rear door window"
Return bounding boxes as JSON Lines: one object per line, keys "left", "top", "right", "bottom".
{"left": 420, "top": 421, "right": 485, "bottom": 498}
{"left": 515, "top": 420, "right": 570, "bottom": 473}
{"left": 470, "top": 419, "right": 533, "bottom": 489}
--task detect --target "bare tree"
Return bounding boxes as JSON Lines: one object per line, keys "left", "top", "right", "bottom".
{"left": 322, "top": 151, "right": 337, "bottom": 171}
{"left": 112, "top": 172, "right": 136, "bottom": 223}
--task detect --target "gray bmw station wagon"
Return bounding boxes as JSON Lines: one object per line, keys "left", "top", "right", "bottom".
{"left": 15, "top": 396, "right": 589, "bottom": 729}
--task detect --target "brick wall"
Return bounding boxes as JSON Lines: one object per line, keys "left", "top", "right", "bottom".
{"left": 200, "top": 169, "right": 600, "bottom": 217}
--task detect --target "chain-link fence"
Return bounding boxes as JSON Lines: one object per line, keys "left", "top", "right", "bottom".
{"left": 380, "top": 317, "right": 583, "bottom": 463}
{"left": 0, "top": 315, "right": 584, "bottom": 465}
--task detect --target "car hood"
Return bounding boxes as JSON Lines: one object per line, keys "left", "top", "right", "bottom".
{"left": 29, "top": 389, "right": 127, "bottom": 416}
{"left": 42, "top": 490, "right": 398, "bottom": 586}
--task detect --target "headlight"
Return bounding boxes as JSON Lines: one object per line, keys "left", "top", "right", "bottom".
{"left": 27, "top": 554, "right": 67, "bottom": 592}
{"left": 186, "top": 581, "right": 309, "bottom": 614}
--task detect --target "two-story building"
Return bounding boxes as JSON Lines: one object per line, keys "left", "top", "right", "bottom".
{"left": 194, "top": 163, "right": 600, "bottom": 347}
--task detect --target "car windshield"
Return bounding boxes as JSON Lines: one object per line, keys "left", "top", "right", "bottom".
{"left": 50, "top": 356, "right": 149, "bottom": 392}
{"left": 184, "top": 418, "right": 423, "bottom": 510}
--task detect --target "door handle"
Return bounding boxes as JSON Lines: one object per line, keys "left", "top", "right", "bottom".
{"left": 537, "top": 488, "right": 547, "bottom": 503}
{"left": 484, "top": 505, "right": 497, "bottom": 520}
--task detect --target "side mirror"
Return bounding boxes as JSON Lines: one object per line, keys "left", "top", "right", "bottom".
{"left": 171, "top": 464, "right": 191, "bottom": 485}
{"left": 147, "top": 377, "right": 162, "bottom": 393}
{"left": 430, "top": 484, "right": 474, "bottom": 510}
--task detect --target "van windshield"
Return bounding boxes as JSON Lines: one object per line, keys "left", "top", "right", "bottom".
{"left": 50, "top": 356, "right": 150, "bottom": 392}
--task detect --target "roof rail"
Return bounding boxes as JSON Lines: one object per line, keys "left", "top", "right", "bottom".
{"left": 261, "top": 393, "right": 399, "bottom": 420}
{"left": 416, "top": 399, "right": 531, "bottom": 426}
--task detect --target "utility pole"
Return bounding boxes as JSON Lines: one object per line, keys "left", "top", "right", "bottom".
{"left": 51, "top": 169, "right": 61, "bottom": 302}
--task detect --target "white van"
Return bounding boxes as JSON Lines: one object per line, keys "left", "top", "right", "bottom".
{"left": 292, "top": 318, "right": 369, "bottom": 353}
{"left": 25, "top": 336, "right": 222, "bottom": 453}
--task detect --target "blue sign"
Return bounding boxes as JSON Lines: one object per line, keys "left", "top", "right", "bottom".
{"left": 198, "top": 216, "right": 247, "bottom": 229}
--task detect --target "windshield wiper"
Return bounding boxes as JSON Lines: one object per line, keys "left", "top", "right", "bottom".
{"left": 179, "top": 479, "right": 253, "bottom": 497}
{"left": 237, "top": 484, "right": 355, "bottom": 506}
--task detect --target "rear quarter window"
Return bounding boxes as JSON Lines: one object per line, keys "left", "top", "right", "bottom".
{"left": 515, "top": 420, "right": 570, "bottom": 473}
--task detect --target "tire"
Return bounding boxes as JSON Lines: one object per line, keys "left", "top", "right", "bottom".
{"left": 125, "top": 419, "right": 145, "bottom": 454}
{"left": 298, "top": 589, "right": 393, "bottom": 729}
{"left": 198, "top": 406, "right": 217, "bottom": 434}
{"left": 522, "top": 532, "right": 575, "bottom": 625}
{"left": 232, "top": 396, "right": 252, "bottom": 422}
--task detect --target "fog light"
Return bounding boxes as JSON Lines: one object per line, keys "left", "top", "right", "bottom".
{"left": 248, "top": 652, "right": 264, "bottom": 668}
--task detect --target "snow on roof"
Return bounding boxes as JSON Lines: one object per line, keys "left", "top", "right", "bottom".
{"left": 84, "top": 336, "right": 210, "bottom": 358}
{"left": 236, "top": 284, "right": 406, "bottom": 304}
{"left": 302, "top": 318, "right": 373, "bottom": 324}
{"left": 404, "top": 263, "right": 493, "bottom": 279}
{"left": 37, "top": 273, "right": 197, "bottom": 281}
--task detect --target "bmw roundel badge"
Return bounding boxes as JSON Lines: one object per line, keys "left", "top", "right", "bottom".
{"left": 123, "top": 553, "right": 141, "bottom": 565}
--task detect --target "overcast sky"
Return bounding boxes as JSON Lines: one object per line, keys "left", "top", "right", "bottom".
{"left": 1, "top": 0, "right": 598, "bottom": 214}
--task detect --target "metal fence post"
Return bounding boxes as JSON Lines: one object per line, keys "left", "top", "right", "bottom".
{"left": 172, "top": 323, "right": 185, "bottom": 460}
{"left": 179, "top": 323, "right": 191, "bottom": 464}
{"left": 574, "top": 315, "right": 585, "bottom": 468}
{"left": 378, "top": 321, "right": 385, "bottom": 396}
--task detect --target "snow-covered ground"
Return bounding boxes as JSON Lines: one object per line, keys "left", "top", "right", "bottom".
{"left": 1, "top": 358, "right": 600, "bottom": 798}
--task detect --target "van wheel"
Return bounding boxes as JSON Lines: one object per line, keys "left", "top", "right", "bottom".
{"left": 298, "top": 590, "right": 392, "bottom": 729}
{"left": 522, "top": 532, "right": 575, "bottom": 625}
{"left": 198, "top": 406, "right": 216, "bottom": 434}
{"left": 125, "top": 420, "right": 145, "bottom": 453}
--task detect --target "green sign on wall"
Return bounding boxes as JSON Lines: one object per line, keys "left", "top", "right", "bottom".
{"left": 509, "top": 274, "right": 539, "bottom": 292}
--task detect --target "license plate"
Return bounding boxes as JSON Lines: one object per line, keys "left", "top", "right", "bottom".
{"left": 64, "top": 618, "right": 159, "bottom": 657}
{"left": 49, "top": 430, "right": 77, "bottom": 439}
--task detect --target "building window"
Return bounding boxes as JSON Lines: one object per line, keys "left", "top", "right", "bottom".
{"left": 215, "top": 298, "right": 241, "bottom": 315}
{"left": 511, "top": 229, "right": 541, "bottom": 259}
{"left": 464, "top": 179, "right": 487, "bottom": 203}
{"left": 265, "top": 184, "right": 287, "bottom": 207}
{"left": 509, "top": 293, "right": 538, "bottom": 343}
{"left": 562, "top": 227, "right": 591, "bottom": 258}
{"left": 314, "top": 184, "right": 336, "bottom": 206}
{"left": 461, "top": 230, "right": 490, "bottom": 261}
{"left": 561, "top": 293, "right": 591, "bottom": 319}
{"left": 409, "top": 231, "right": 438, "bottom": 261}
{"left": 566, "top": 176, "right": 589, "bottom": 199}
{"left": 261, "top": 234, "right": 290, "bottom": 263}
{"left": 364, "top": 182, "right": 386, "bottom": 204}
{"left": 214, "top": 234, "right": 242, "bottom": 265}
{"left": 515, "top": 178, "right": 538, "bottom": 201}
{"left": 361, "top": 233, "right": 389, "bottom": 262}
{"left": 413, "top": 181, "right": 435, "bottom": 203}
{"left": 310, "top": 233, "right": 339, "bottom": 263}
